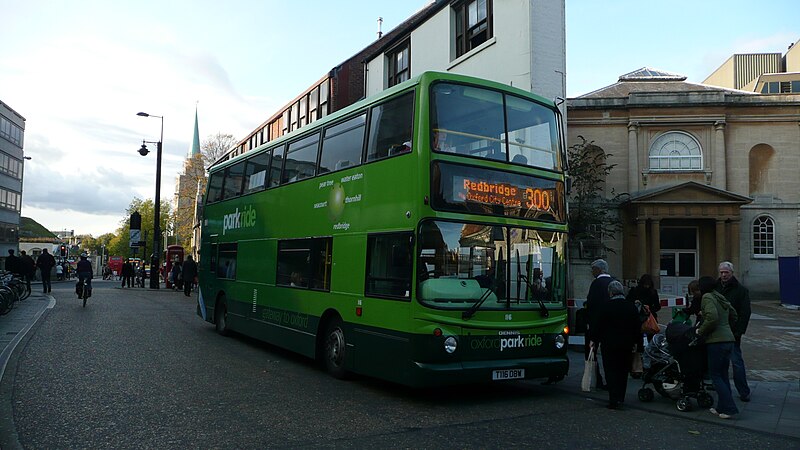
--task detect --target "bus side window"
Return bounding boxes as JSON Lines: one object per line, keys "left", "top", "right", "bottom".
{"left": 207, "top": 172, "right": 223, "bottom": 203}
{"left": 365, "top": 232, "right": 412, "bottom": 299}
{"left": 366, "top": 92, "right": 414, "bottom": 162}
{"left": 222, "top": 161, "right": 246, "bottom": 199}
{"left": 216, "top": 243, "right": 237, "bottom": 279}
{"left": 268, "top": 146, "right": 285, "bottom": 188}
{"left": 277, "top": 238, "right": 332, "bottom": 291}
{"left": 282, "top": 133, "right": 320, "bottom": 184}
{"left": 243, "top": 151, "right": 271, "bottom": 194}
{"left": 319, "top": 113, "right": 366, "bottom": 174}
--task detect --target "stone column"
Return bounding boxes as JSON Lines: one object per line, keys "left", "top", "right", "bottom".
{"left": 730, "top": 219, "right": 741, "bottom": 272}
{"left": 628, "top": 121, "right": 639, "bottom": 193}
{"left": 637, "top": 218, "right": 647, "bottom": 277}
{"left": 714, "top": 121, "right": 727, "bottom": 190}
{"left": 716, "top": 219, "right": 727, "bottom": 263}
{"left": 650, "top": 219, "right": 661, "bottom": 288}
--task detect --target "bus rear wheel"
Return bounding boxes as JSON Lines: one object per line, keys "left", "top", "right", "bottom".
{"left": 323, "top": 318, "right": 348, "bottom": 379}
{"left": 215, "top": 296, "right": 230, "bottom": 336}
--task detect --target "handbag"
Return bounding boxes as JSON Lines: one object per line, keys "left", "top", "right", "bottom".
{"left": 641, "top": 305, "right": 660, "bottom": 335}
{"left": 631, "top": 351, "right": 643, "bottom": 374}
{"left": 581, "top": 347, "right": 596, "bottom": 392}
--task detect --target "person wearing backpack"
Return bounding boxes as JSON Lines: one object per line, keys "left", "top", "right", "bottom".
{"left": 715, "top": 261, "right": 751, "bottom": 403}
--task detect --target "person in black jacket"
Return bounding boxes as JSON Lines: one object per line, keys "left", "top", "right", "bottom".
{"left": 627, "top": 273, "right": 661, "bottom": 320}
{"left": 585, "top": 258, "right": 614, "bottom": 389}
{"left": 35, "top": 249, "right": 56, "bottom": 293}
{"left": 181, "top": 255, "right": 198, "bottom": 297}
{"left": 592, "top": 280, "right": 641, "bottom": 409}
{"left": 5, "top": 249, "right": 20, "bottom": 275}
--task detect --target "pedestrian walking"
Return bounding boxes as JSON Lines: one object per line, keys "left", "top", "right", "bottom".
{"left": 181, "top": 255, "right": 198, "bottom": 297}
{"left": 696, "top": 275, "right": 739, "bottom": 419}
{"left": 5, "top": 249, "right": 20, "bottom": 275}
{"left": 585, "top": 258, "right": 615, "bottom": 390}
{"left": 715, "top": 261, "right": 752, "bottom": 402}
{"left": 35, "top": 248, "right": 56, "bottom": 293}
{"left": 55, "top": 263, "right": 63, "bottom": 281}
{"left": 626, "top": 273, "right": 660, "bottom": 377}
{"left": 592, "top": 280, "right": 641, "bottom": 409}
{"left": 19, "top": 250, "right": 36, "bottom": 292}
{"left": 121, "top": 259, "right": 134, "bottom": 288}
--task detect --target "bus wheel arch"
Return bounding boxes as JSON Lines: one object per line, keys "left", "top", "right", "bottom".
{"left": 214, "top": 292, "right": 231, "bottom": 336}
{"left": 317, "top": 310, "right": 348, "bottom": 379}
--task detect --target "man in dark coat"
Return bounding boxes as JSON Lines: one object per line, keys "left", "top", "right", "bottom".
{"left": 592, "top": 280, "right": 641, "bottom": 409}
{"left": 181, "top": 255, "right": 198, "bottom": 297}
{"left": 5, "top": 249, "right": 20, "bottom": 275}
{"left": 19, "top": 250, "right": 36, "bottom": 292}
{"left": 121, "top": 259, "right": 134, "bottom": 288}
{"left": 36, "top": 248, "right": 56, "bottom": 293}
{"left": 585, "top": 258, "right": 615, "bottom": 389}
{"left": 715, "top": 261, "right": 751, "bottom": 402}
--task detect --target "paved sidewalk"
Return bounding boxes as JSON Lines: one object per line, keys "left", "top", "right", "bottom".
{"left": 0, "top": 292, "right": 53, "bottom": 382}
{"left": 555, "top": 349, "right": 800, "bottom": 439}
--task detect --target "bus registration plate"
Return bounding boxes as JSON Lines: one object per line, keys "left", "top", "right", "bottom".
{"left": 492, "top": 369, "right": 525, "bottom": 381}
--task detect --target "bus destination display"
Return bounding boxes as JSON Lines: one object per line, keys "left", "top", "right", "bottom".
{"left": 432, "top": 162, "right": 565, "bottom": 222}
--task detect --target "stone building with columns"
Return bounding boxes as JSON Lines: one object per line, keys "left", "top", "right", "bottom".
{"left": 567, "top": 68, "right": 800, "bottom": 298}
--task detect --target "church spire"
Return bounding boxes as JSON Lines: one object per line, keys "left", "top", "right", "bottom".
{"left": 190, "top": 105, "right": 200, "bottom": 157}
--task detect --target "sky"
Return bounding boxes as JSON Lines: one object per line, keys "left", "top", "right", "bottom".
{"left": 1, "top": 0, "right": 798, "bottom": 237}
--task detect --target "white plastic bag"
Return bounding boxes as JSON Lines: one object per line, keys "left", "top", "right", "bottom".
{"left": 581, "top": 347, "right": 596, "bottom": 392}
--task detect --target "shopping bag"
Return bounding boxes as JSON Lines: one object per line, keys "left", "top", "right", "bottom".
{"left": 641, "top": 306, "right": 660, "bottom": 335}
{"left": 581, "top": 348, "right": 596, "bottom": 392}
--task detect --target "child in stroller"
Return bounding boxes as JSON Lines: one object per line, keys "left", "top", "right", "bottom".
{"left": 638, "top": 322, "right": 714, "bottom": 411}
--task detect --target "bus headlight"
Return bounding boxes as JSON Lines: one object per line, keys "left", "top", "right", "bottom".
{"left": 444, "top": 336, "right": 458, "bottom": 354}
{"left": 554, "top": 334, "right": 566, "bottom": 350}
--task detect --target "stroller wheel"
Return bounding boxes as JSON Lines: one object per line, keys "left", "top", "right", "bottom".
{"left": 676, "top": 397, "right": 692, "bottom": 412}
{"left": 697, "top": 392, "right": 714, "bottom": 408}
{"left": 638, "top": 388, "right": 654, "bottom": 402}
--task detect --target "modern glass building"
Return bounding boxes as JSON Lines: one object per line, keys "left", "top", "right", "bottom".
{"left": 0, "top": 99, "right": 25, "bottom": 270}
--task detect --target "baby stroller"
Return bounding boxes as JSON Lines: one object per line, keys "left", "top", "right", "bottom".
{"left": 637, "top": 323, "right": 713, "bottom": 411}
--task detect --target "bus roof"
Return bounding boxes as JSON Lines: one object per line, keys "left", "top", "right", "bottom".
{"left": 211, "top": 71, "right": 558, "bottom": 173}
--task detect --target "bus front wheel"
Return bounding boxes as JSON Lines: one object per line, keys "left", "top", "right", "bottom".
{"left": 215, "top": 296, "right": 230, "bottom": 336}
{"left": 323, "top": 318, "right": 348, "bottom": 379}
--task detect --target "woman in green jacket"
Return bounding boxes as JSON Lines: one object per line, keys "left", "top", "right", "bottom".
{"left": 696, "top": 276, "right": 739, "bottom": 419}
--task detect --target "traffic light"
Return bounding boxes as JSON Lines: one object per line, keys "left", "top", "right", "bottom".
{"left": 59, "top": 244, "right": 67, "bottom": 257}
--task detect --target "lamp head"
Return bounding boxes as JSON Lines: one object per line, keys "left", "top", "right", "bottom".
{"left": 138, "top": 142, "right": 150, "bottom": 156}
{"left": 137, "top": 112, "right": 150, "bottom": 117}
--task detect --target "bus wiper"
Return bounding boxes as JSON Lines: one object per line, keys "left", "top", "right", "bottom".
{"left": 519, "top": 274, "right": 550, "bottom": 318}
{"left": 462, "top": 288, "right": 495, "bottom": 320}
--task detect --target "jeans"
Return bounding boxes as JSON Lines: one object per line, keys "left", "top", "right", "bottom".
{"left": 78, "top": 272, "right": 92, "bottom": 290}
{"left": 731, "top": 339, "right": 751, "bottom": 398}
{"left": 707, "top": 342, "right": 739, "bottom": 415}
{"left": 41, "top": 273, "right": 51, "bottom": 292}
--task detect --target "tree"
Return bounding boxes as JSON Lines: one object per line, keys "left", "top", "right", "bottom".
{"left": 201, "top": 132, "right": 237, "bottom": 169}
{"left": 567, "top": 136, "right": 627, "bottom": 256}
{"left": 106, "top": 197, "right": 172, "bottom": 260}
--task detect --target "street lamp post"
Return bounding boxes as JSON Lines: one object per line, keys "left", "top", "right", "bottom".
{"left": 137, "top": 111, "right": 163, "bottom": 289}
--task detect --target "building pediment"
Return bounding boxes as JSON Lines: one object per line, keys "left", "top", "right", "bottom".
{"left": 628, "top": 181, "right": 752, "bottom": 205}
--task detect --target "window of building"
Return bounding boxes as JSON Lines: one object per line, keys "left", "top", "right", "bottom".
{"left": 366, "top": 92, "right": 415, "bottom": 162}
{"left": 282, "top": 133, "right": 320, "bottom": 184}
{"left": 387, "top": 40, "right": 410, "bottom": 88}
{"left": 365, "top": 232, "right": 412, "bottom": 299}
{"left": 752, "top": 215, "right": 775, "bottom": 258}
{"left": 0, "top": 115, "right": 23, "bottom": 147}
{"left": 648, "top": 131, "right": 702, "bottom": 171}
{"left": 454, "top": 0, "right": 493, "bottom": 58}
{"left": 319, "top": 113, "right": 366, "bottom": 174}
{"left": 216, "top": 243, "right": 238, "bottom": 279}
{"left": 276, "top": 237, "right": 332, "bottom": 291}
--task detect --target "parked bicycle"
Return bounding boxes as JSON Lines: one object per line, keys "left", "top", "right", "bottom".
{"left": 0, "top": 271, "right": 27, "bottom": 315}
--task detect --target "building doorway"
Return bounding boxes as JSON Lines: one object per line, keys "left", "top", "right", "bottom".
{"left": 659, "top": 227, "right": 698, "bottom": 296}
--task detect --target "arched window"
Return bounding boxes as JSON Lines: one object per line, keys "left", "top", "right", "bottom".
{"left": 648, "top": 131, "right": 702, "bottom": 171}
{"left": 752, "top": 215, "right": 775, "bottom": 258}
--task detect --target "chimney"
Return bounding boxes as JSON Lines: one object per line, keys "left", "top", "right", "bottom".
{"left": 377, "top": 17, "right": 383, "bottom": 39}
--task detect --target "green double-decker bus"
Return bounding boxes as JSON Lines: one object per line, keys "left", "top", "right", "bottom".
{"left": 198, "top": 71, "right": 569, "bottom": 387}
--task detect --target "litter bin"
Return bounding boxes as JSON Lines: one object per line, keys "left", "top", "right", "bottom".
{"left": 778, "top": 256, "right": 800, "bottom": 307}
